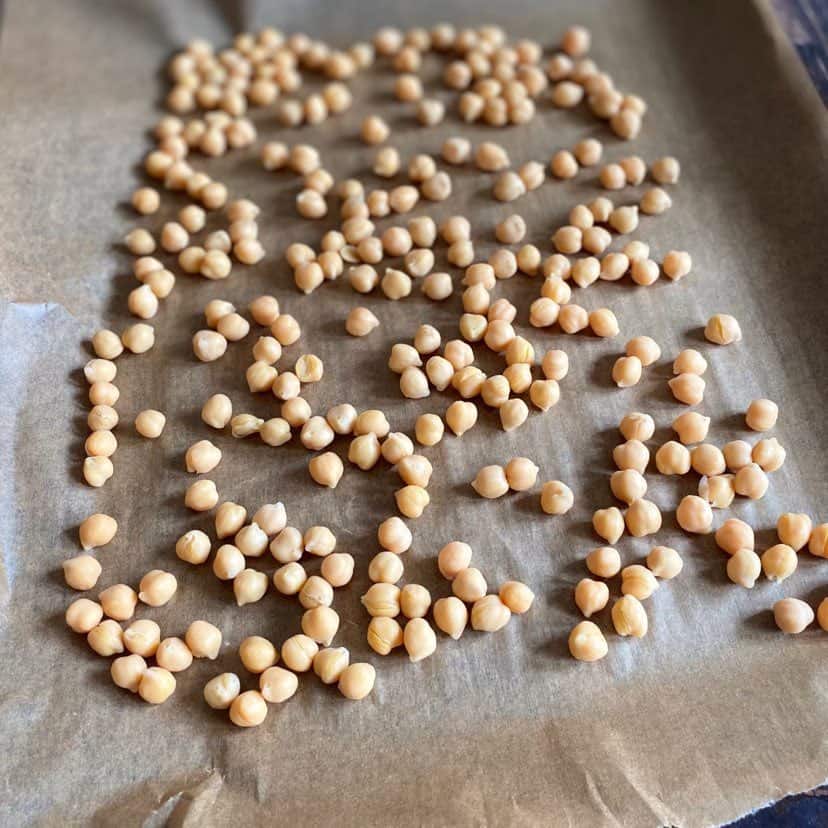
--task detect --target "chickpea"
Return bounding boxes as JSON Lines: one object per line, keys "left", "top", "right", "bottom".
{"left": 818, "top": 598, "right": 828, "bottom": 631}
{"left": 758, "top": 543, "right": 797, "bottom": 583}
{"left": 645, "top": 546, "right": 682, "bottom": 580}
{"left": 608, "top": 469, "right": 645, "bottom": 505}
{"left": 111, "top": 653, "right": 148, "bottom": 693}
{"left": 452, "top": 567, "right": 487, "bottom": 603}
{"left": 276, "top": 639, "right": 317, "bottom": 678}
{"left": 499, "top": 398, "right": 528, "bottom": 432}
{"left": 669, "top": 373, "right": 705, "bottom": 405}
{"left": 773, "top": 598, "right": 814, "bottom": 634}
{"left": 136, "top": 569, "right": 177, "bottom": 607}
{"left": 675, "top": 494, "right": 712, "bottom": 534}
{"left": 88, "top": 619, "right": 125, "bottom": 656}
{"left": 745, "top": 398, "right": 778, "bottom": 432}
{"left": 229, "top": 691, "right": 268, "bottom": 727}
{"left": 672, "top": 411, "right": 710, "bottom": 445}
{"left": 651, "top": 156, "right": 680, "bottom": 184}
{"left": 714, "top": 519, "right": 754, "bottom": 557}
{"left": 587, "top": 308, "right": 619, "bottom": 339}
{"left": 62, "top": 552, "right": 102, "bottom": 592}
{"left": 752, "top": 438, "right": 786, "bottom": 472}
{"left": 403, "top": 617, "right": 437, "bottom": 662}
{"left": 338, "top": 663, "right": 376, "bottom": 700}
{"left": 625, "top": 336, "right": 660, "bottom": 367}
{"left": 271, "top": 314, "right": 301, "bottom": 346}
{"left": 327, "top": 404, "right": 358, "bottom": 436}
{"left": 612, "top": 442, "right": 649, "bottom": 476}
{"left": 690, "top": 444, "right": 725, "bottom": 477}
{"left": 558, "top": 304, "right": 589, "bottom": 334}
{"left": 470, "top": 595, "right": 511, "bottom": 632}
{"left": 777, "top": 513, "right": 812, "bottom": 551}
{"left": 66, "top": 598, "right": 104, "bottom": 633}
{"left": 138, "top": 667, "right": 176, "bottom": 704}
{"left": 311, "top": 648, "right": 349, "bottom": 686}
{"left": 498, "top": 581, "right": 535, "bottom": 615}
{"left": 97, "top": 583, "right": 137, "bottom": 621}
{"left": 429, "top": 597, "right": 467, "bottom": 641}
{"left": 155, "top": 636, "right": 193, "bottom": 672}
{"left": 630, "top": 258, "right": 660, "bottom": 286}
{"left": 612, "top": 595, "right": 648, "bottom": 637}
{"left": 320, "top": 553, "right": 355, "bottom": 589}
{"left": 233, "top": 568, "right": 268, "bottom": 606}
{"left": 88, "top": 404, "right": 118, "bottom": 432}
{"left": 662, "top": 251, "right": 692, "bottom": 280}
{"left": 704, "top": 313, "right": 742, "bottom": 345}
{"left": 575, "top": 578, "right": 609, "bottom": 618}
{"left": 185, "top": 479, "right": 219, "bottom": 512}
{"left": 733, "top": 463, "right": 769, "bottom": 499}
{"left": 591, "top": 507, "right": 624, "bottom": 544}
{"left": 552, "top": 226, "right": 582, "bottom": 255}
{"left": 625, "top": 498, "right": 662, "bottom": 537}
{"left": 203, "top": 673, "right": 241, "bottom": 710}
{"left": 585, "top": 546, "right": 621, "bottom": 579}
{"left": 309, "top": 452, "right": 344, "bottom": 489}
{"left": 568, "top": 621, "right": 608, "bottom": 662}
{"left": 503, "top": 458, "right": 539, "bottom": 492}
{"left": 808, "top": 523, "right": 828, "bottom": 558}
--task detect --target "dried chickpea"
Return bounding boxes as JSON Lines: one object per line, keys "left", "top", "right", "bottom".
{"left": 349, "top": 433, "right": 382, "bottom": 469}
{"left": 398, "top": 455, "right": 433, "bottom": 487}
{"left": 138, "top": 570, "right": 177, "bottom": 606}
{"left": 338, "top": 663, "right": 375, "bottom": 700}
{"left": 752, "top": 438, "right": 786, "bottom": 472}
{"left": 733, "top": 463, "right": 769, "bottom": 499}
{"left": 761, "top": 544, "right": 797, "bottom": 582}
{"left": 612, "top": 595, "right": 648, "bottom": 637}
{"left": 691, "top": 444, "right": 726, "bottom": 476}
{"left": 381, "top": 432, "right": 414, "bottom": 464}
{"left": 647, "top": 546, "right": 683, "bottom": 579}
{"left": 726, "top": 548, "right": 762, "bottom": 588}
{"left": 415, "top": 413, "right": 444, "bottom": 446}
{"left": 774, "top": 598, "right": 814, "bottom": 634}
{"left": 176, "top": 529, "right": 210, "bottom": 565}
{"left": 271, "top": 314, "right": 301, "bottom": 345}
{"left": 669, "top": 373, "right": 705, "bottom": 405}
{"left": 746, "top": 398, "right": 778, "bottom": 432}
{"left": 625, "top": 499, "right": 662, "bottom": 537}
{"left": 472, "top": 465, "right": 509, "bottom": 499}
{"left": 321, "top": 553, "right": 355, "bottom": 588}
{"left": 700, "top": 474, "right": 736, "bottom": 509}
{"left": 568, "top": 621, "right": 608, "bottom": 662}
{"left": 676, "top": 495, "right": 713, "bottom": 533}
{"left": 656, "top": 441, "right": 691, "bottom": 475}
{"left": 575, "top": 578, "right": 609, "bottom": 618}
{"left": 612, "top": 356, "right": 642, "bottom": 388}
{"left": 777, "top": 513, "right": 812, "bottom": 551}
{"left": 505, "top": 458, "right": 539, "bottom": 491}
{"left": 185, "top": 479, "right": 218, "bottom": 511}
{"left": 233, "top": 568, "right": 268, "bottom": 606}
{"left": 138, "top": 667, "right": 176, "bottom": 704}
{"left": 590, "top": 309, "right": 620, "bottom": 338}
{"left": 705, "top": 313, "right": 742, "bottom": 345}
{"left": 715, "top": 518, "right": 755, "bottom": 555}
{"left": 63, "top": 555, "right": 102, "bottom": 591}
{"left": 395, "top": 485, "right": 430, "bottom": 518}
{"left": 593, "top": 507, "right": 624, "bottom": 544}
{"left": 672, "top": 411, "right": 711, "bottom": 444}
{"left": 541, "top": 480, "right": 574, "bottom": 515}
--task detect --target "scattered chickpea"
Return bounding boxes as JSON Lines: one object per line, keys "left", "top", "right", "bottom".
{"left": 63, "top": 555, "right": 102, "bottom": 591}
{"left": 204, "top": 673, "right": 241, "bottom": 710}
{"left": 655, "top": 441, "right": 691, "bottom": 475}
{"left": 773, "top": 598, "right": 814, "bottom": 634}
{"left": 676, "top": 494, "right": 713, "bottom": 533}
{"left": 777, "top": 513, "right": 812, "bottom": 551}
{"left": 137, "top": 569, "right": 177, "bottom": 607}
{"left": 568, "top": 621, "right": 608, "bottom": 662}
{"left": 612, "top": 595, "right": 648, "bottom": 637}
{"left": 733, "top": 463, "right": 769, "bottom": 499}
{"left": 505, "top": 457, "right": 539, "bottom": 491}
{"left": 809, "top": 524, "right": 828, "bottom": 558}
{"left": 669, "top": 373, "right": 706, "bottom": 405}
{"left": 229, "top": 690, "right": 268, "bottom": 727}
{"left": 647, "top": 546, "right": 683, "bottom": 579}
{"left": 138, "top": 667, "right": 176, "bottom": 705}
{"left": 575, "top": 578, "right": 609, "bottom": 618}
{"left": 705, "top": 313, "right": 742, "bottom": 345}
{"left": 233, "top": 568, "right": 269, "bottom": 606}
{"left": 338, "top": 662, "right": 376, "bottom": 700}
{"left": 745, "top": 398, "right": 778, "bottom": 432}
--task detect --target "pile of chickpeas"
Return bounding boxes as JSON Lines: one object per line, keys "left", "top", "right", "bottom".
{"left": 68, "top": 21, "right": 827, "bottom": 726}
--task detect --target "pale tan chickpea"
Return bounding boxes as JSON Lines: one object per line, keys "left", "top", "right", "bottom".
{"left": 395, "top": 485, "right": 430, "bottom": 518}
{"left": 640, "top": 187, "right": 672, "bottom": 216}
{"left": 235, "top": 523, "right": 270, "bottom": 558}
{"left": 272, "top": 371, "right": 301, "bottom": 401}
{"left": 185, "top": 479, "right": 219, "bottom": 511}
{"left": 612, "top": 441, "right": 648, "bottom": 475}
{"left": 155, "top": 637, "right": 193, "bottom": 673}
{"left": 539, "top": 480, "right": 573, "bottom": 515}
{"left": 271, "top": 313, "right": 301, "bottom": 346}
{"left": 612, "top": 595, "right": 648, "bottom": 638}
{"left": 727, "top": 548, "right": 762, "bottom": 588}
{"left": 625, "top": 499, "right": 662, "bottom": 537}
{"left": 819, "top": 598, "right": 828, "bottom": 631}
{"left": 269, "top": 526, "right": 303, "bottom": 564}
{"left": 87, "top": 381, "right": 119, "bottom": 408}
{"left": 550, "top": 149, "right": 579, "bottom": 179}
{"left": 311, "top": 647, "right": 349, "bottom": 685}
{"left": 362, "top": 582, "right": 401, "bottom": 618}
{"left": 611, "top": 356, "right": 641, "bottom": 388}
{"left": 471, "top": 465, "right": 509, "bottom": 499}
{"left": 620, "top": 565, "right": 659, "bottom": 600}
{"left": 382, "top": 269, "right": 413, "bottom": 300}
{"left": 233, "top": 568, "right": 268, "bottom": 606}
{"left": 111, "top": 654, "right": 148, "bottom": 693}
{"left": 66, "top": 598, "right": 103, "bottom": 633}
{"left": 447, "top": 239, "right": 475, "bottom": 267}
{"left": 397, "top": 455, "right": 433, "bottom": 488}
{"left": 77, "top": 513, "right": 117, "bottom": 552}
{"left": 676, "top": 494, "right": 713, "bottom": 533}
{"left": 669, "top": 373, "right": 706, "bottom": 405}
{"left": 772, "top": 598, "right": 814, "bottom": 634}
{"left": 138, "top": 570, "right": 177, "bottom": 607}
{"left": 88, "top": 621, "right": 124, "bottom": 656}
{"left": 84, "top": 430, "right": 116, "bottom": 458}
{"left": 734, "top": 463, "right": 769, "bottom": 499}
{"left": 672, "top": 411, "right": 710, "bottom": 445}
{"left": 212, "top": 544, "right": 244, "bottom": 581}
{"left": 402, "top": 618, "right": 436, "bottom": 662}
{"left": 501, "top": 457, "right": 538, "bottom": 492}
{"left": 257, "top": 667, "right": 298, "bottom": 705}
{"left": 345, "top": 306, "right": 380, "bottom": 337}
{"left": 228, "top": 690, "right": 268, "bottom": 727}
{"left": 592, "top": 507, "right": 624, "bottom": 544}
{"left": 397, "top": 584, "right": 430, "bottom": 620}
{"left": 557, "top": 303, "right": 588, "bottom": 334}
{"left": 700, "top": 474, "right": 736, "bottom": 509}
{"left": 382, "top": 432, "right": 414, "bottom": 465}
{"left": 307, "top": 452, "right": 343, "bottom": 489}
{"left": 484, "top": 319, "right": 516, "bottom": 352}
{"left": 137, "top": 666, "right": 176, "bottom": 705}
{"left": 318, "top": 552, "right": 353, "bottom": 589}
{"left": 587, "top": 308, "right": 619, "bottom": 339}
{"left": 125, "top": 228, "right": 156, "bottom": 256}
{"left": 551, "top": 80, "right": 583, "bottom": 108}
{"left": 124, "top": 618, "right": 161, "bottom": 658}
{"left": 746, "top": 398, "right": 778, "bottom": 432}
{"left": 809, "top": 524, "right": 828, "bottom": 558}
{"left": 411, "top": 413, "right": 441, "bottom": 447}
{"left": 369, "top": 551, "right": 404, "bottom": 585}
{"left": 645, "top": 546, "right": 683, "bottom": 580}
{"left": 325, "top": 404, "right": 357, "bottom": 436}
{"left": 63, "top": 555, "right": 102, "bottom": 591}
{"left": 551, "top": 225, "right": 582, "bottom": 255}
{"left": 405, "top": 248, "right": 435, "bottom": 279}
{"left": 470, "top": 595, "right": 511, "bottom": 632}
{"left": 364, "top": 616, "right": 403, "bottom": 657}
{"left": 389, "top": 185, "right": 419, "bottom": 213}
{"left": 574, "top": 578, "right": 609, "bottom": 618}
{"left": 752, "top": 438, "right": 786, "bottom": 472}
{"left": 200, "top": 249, "right": 233, "bottom": 280}
{"left": 629, "top": 258, "right": 659, "bottom": 286}
{"left": 568, "top": 621, "right": 608, "bottom": 662}
{"left": 617, "top": 155, "right": 645, "bottom": 185}
{"left": 272, "top": 561, "right": 307, "bottom": 596}
{"left": 480, "top": 374, "right": 509, "bottom": 407}
{"left": 599, "top": 163, "right": 626, "bottom": 190}
{"left": 759, "top": 544, "right": 797, "bottom": 583}
{"left": 299, "top": 605, "right": 339, "bottom": 646}
{"left": 705, "top": 313, "right": 742, "bottom": 345}
{"left": 83, "top": 358, "right": 117, "bottom": 385}
{"left": 338, "top": 662, "right": 376, "bottom": 700}
{"left": 349, "top": 433, "right": 382, "bottom": 470}
{"left": 99, "top": 583, "right": 138, "bottom": 621}
{"left": 281, "top": 398, "right": 311, "bottom": 429}
{"left": 91, "top": 330, "right": 123, "bottom": 360}
{"left": 777, "top": 513, "right": 812, "bottom": 551}
{"left": 600, "top": 252, "right": 630, "bottom": 281}
{"left": 715, "top": 518, "right": 755, "bottom": 555}
{"left": 691, "top": 443, "right": 726, "bottom": 476}
{"left": 655, "top": 441, "right": 691, "bottom": 475}
{"left": 609, "top": 469, "right": 646, "bottom": 505}
{"left": 192, "top": 330, "right": 227, "bottom": 363}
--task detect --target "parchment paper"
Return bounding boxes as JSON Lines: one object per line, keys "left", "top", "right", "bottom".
{"left": 1, "top": 1, "right": 827, "bottom": 826}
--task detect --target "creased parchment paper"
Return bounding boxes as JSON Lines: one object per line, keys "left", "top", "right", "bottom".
{"left": 1, "top": 1, "right": 826, "bottom": 826}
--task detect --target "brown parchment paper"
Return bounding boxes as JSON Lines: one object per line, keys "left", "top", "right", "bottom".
{"left": 1, "top": 1, "right": 827, "bottom": 826}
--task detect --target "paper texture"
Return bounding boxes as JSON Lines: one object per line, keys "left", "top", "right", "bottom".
{"left": 1, "top": 1, "right": 826, "bottom": 825}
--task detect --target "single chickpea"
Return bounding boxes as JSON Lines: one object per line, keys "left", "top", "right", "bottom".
{"left": 620, "top": 564, "right": 659, "bottom": 600}
{"left": 185, "top": 479, "right": 219, "bottom": 511}
{"left": 313, "top": 647, "right": 350, "bottom": 685}
{"left": 137, "top": 570, "right": 177, "bottom": 607}
{"left": 705, "top": 313, "right": 742, "bottom": 345}
{"left": 610, "top": 469, "right": 647, "bottom": 505}
{"left": 111, "top": 653, "right": 148, "bottom": 693}
{"left": 625, "top": 499, "right": 662, "bottom": 537}
{"left": 777, "top": 513, "right": 812, "bottom": 551}
{"left": 431, "top": 597, "right": 467, "bottom": 640}
{"left": 700, "top": 475, "right": 736, "bottom": 509}
{"left": 155, "top": 637, "right": 193, "bottom": 672}
{"left": 673, "top": 351, "right": 708, "bottom": 380}
{"left": 505, "top": 457, "right": 539, "bottom": 491}
{"left": 808, "top": 524, "right": 828, "bottom": 558}
{"left": 369, "top": 551, "right": 405, "bottom": 585}
{"left": 403, "top": 617, "right": 437, "bottom": 662}
{"left": 551, "top": 150, "right": 579, "bottom": 179}
{"left": 382, "top": 432, "right": 414, "bottom": 464}
{"left": 568, "top": 621, "right": 608, "bottom": 662}
{"left": 612, "top": 595, "right": 648, "bottom": 637}
{"left": 691, "top": 444, "right": 726, "bottom": 476}
{"left": 397, "top": 454, "right": 433, "bottom": 488}
{"left": 669, "top": 373, "right": 706, "bottom": 405}
{"left": 348, "top": 433, "right": 382, "bottom": 470}
{"left": 271, "top": 314, "right": 301, "bottom": 346}
{"left": 733, "top": 463, "right": 769, "bottom": 499}
{"left": 138, "top": 667, "right": 176, "bottom": 704}
{"left": 229, "top": 690, "right": 268, "bottom": 728}
{"left": 327, "top": 404, "right": 358, "bottom": 436}
{"left": 726, "top": 548, "right": 761, "bottom": 587}
{"left": 472, "top": 465, "right": 509, "bottom": 499}
{"left": 66, "top": 598, "right": 104, "bottom": 633}
{"left": 593, "top": 507, "right": 625, "bottom": 543}
{"left": 338, "top": 662, "right": 376, "bottom": 700}
{"left": 400, "top": 584, "right": 432, "bottom": 620}
{"left": 590, "top": 308, "right": 620, "bottom": 339}
{"left": 676, "top": 494, "right": 713, "bottom": 534}
{"left": 493, "top": 171, "right": 526, "bottom": 202}
{"left": 529, "top": 379, "right": 560, "bottom": 412}
{"left": 773, "top": 598, "right": 815, "bottom": 634}
{"left": 414, "top": 413, "right": 444, "bottom": 447}
{"left": 63, "top": 555, "right": 102, "bottom": 591}
{"left": 395, "top": 485, "right": 430, "bottom": 518}
{"left": 471, "top": 595, "right": 511, "bottom": 632}
{"left": 656, "top": 441, "right": 691, "bottom": 475}
{"left": 575, "top": 578, "right": 609, "bottom": 618}
{"left": 233, "top": 568, "right": 268, "bottom": 606}
{"left": 552, "top": 226, "right": 582, "bottom": 255}
{"left": 203, "top": 673, "right": 241, "bottom": 710}
{"left": 752, "top": 438, "right": 786, "bottom": 472}
{"left": 541, "top": 480, "right": 574, "bottom": 515}
{"left": 87, "top": 618, "right": 125, "bottom": 657}
{"left": 552, "top": 81, "right": 584, "bottom": 108}
{"left": 612, "top": 356, "right": 642, "bottom": 388}
{"left": 715, "top": 518, "right": 755, "bottom": 555}
{"left": 746, "top": 398, "right": 778, "bottom": 432}
{"left": 647, "top": 546, "right": 684, "bottom": 579}
{"left": 760, "top": 544, "right": 797, "bottom": 583}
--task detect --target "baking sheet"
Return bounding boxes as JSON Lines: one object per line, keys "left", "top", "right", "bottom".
{"left": 1, "top": 1, "right": 827, "bottom": 826}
